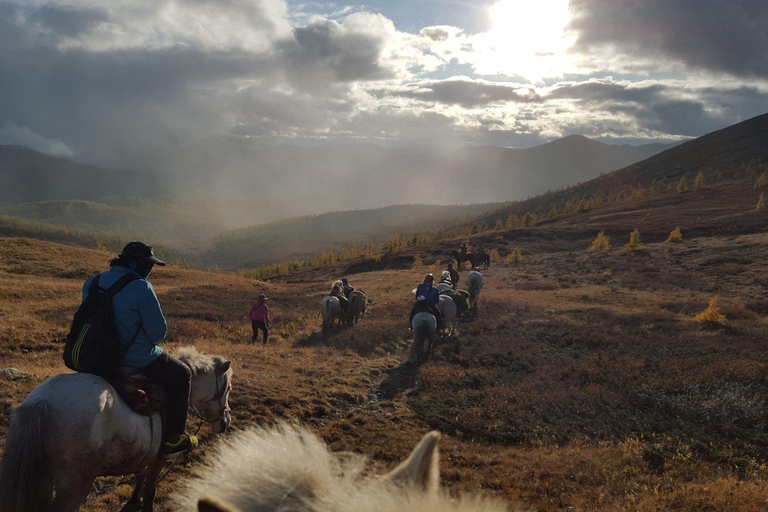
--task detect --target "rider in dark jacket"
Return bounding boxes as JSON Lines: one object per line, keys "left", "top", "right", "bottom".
{"left": 409, "top": 274, "right": 442, "bottom": 327}
{"left": 341, "top": 278, "right": 354, "bottom": 299}
{"left": 83, "top": 241, "right": 196, "bottom": 459}
{"left": 446, "top": 263, "right": 460, "bottom": 290}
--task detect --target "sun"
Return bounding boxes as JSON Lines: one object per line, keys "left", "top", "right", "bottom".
{"left": 475, "top": 0, "right": 574, "bottom": 81}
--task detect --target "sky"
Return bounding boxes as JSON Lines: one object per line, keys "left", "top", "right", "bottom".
{"left": 0, "top": 0, "right": 767, "bottom": 170}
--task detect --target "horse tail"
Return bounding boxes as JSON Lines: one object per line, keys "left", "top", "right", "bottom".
{"left": 0, "top": 400, "right": 52, "bottom": 512}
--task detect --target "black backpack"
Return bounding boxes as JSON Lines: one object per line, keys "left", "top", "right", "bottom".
{"left": 63, "top": 273, "right": 140, "bottom": 375}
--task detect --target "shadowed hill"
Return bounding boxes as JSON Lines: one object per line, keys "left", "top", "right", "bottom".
{"left": 0, "top": 145, "right": 166, "bottom": 205}
{"left": 461, "top": 112, "right": 768, "bottom": 230}
{"left": 357, "top": 136, "right": 678, "bottom": 205}
{"left": 204, "top": 203, "right": 508, "bottom": 269}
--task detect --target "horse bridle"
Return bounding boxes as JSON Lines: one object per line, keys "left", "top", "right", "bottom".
{"left": 184, "top": 362, "right": 231, "bottom": 424}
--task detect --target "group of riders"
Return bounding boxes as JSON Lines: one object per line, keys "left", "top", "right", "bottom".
{"left": 59, "top": 239, "right": 482, "bottom": 464}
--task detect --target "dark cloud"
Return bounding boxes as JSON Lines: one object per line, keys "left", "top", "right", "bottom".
{"left": 28, "top": 4, "right": 109, "bottom": 38}
{"left": 569, "top": 0, "right": 768, "bottom": 78}
{"left": 547, "top": 81, "right": 666, "bottom": 105}
{"left": 282, "top": 16, "right": 394, "bottom": 91}
{"left": 376, "top": 80, "right": 539, "bottom": 107}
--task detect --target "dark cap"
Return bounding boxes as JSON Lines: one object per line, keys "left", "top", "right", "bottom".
{"left": 120, "top": 241, "right": 166, "bottom": 266}
{"left": 258, "top": 294, "right": 268, "bottom": 300}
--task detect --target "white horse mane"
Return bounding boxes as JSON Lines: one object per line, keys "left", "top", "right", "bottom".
{"left": 175, "top": 346, "right": 226, "bottom": 375}
{"left": 172, "top": 423, "right": 512, "bottom": 512}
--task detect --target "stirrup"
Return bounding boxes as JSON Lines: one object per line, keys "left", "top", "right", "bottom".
{"left": 160, "top": 434, "right": 198, "bottom": 459}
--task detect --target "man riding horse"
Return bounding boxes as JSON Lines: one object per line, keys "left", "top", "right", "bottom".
{"left": 409, "top": 274, "right": 442, "bottom": 329}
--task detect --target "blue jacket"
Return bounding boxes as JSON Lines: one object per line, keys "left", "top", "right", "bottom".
{"left": 415, "top": 283, "right": 440, "bottom": 308}
{"left": 82, "top": 266, "right": 167, "bottom": 368}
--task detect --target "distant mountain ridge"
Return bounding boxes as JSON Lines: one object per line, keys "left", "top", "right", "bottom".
{"left": 0, "top": 145, "right": 165, "bottom": 206}
{"left": 467, "top": 112, "right": 768, "bottom": 228}
{"left": 357, "top": 136, "right": 680, "bottom": 205}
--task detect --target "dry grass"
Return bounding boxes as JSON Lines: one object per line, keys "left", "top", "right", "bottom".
{"left": 3, "top": 179, "right": 768, "bottom": 512}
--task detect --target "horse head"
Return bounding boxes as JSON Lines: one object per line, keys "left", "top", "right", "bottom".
{"left": 177, "top": 347, "right": 233, "bottom": 433}
{"left": 172, "top": 423, "right": 511, "bottom": 512}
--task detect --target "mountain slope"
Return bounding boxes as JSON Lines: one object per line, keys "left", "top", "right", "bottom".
{"left": 465, "top": 112, "right": 768, "bottom": 229}
{"left": 355, "top": 136, "right": 678, "bottom": 205}
{"left": 204, "top": 203, "right": 506, "bottom": 268}
{"left": 0, "top": 145, "right": 165, "bottom": 205}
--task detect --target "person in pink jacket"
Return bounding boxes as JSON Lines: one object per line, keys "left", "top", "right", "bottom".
{"left": 249, "top": 294, "right": 270, "bottom": 344}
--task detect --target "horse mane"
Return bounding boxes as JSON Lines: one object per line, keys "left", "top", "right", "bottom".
{"left": 171, "top": 423, "right": 511, "bottom": 512}
{"left": 175, "top": 346, "right": 226, "bottom": 376}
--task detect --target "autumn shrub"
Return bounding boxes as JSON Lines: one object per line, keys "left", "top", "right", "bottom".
{"left": 694, "top": 297, "right": 726, "bottom": 328}
{"left": 411, "top": 254, "right": 423, "bottom": 270}
{"left": 588, "top": 231, "right": 611, "bottom": 251}
{"left": 489, "top": 248, "right": 500, "bottom": 262}
{"left": 753, "top": 172, "right": 767, "bottom": 190}
{"left": 665, "top": 227, "right": 683, "bottom": 243}
{"left": 505, "top": 247, "right": 523, "bottom": 264}
{"left": 625, "top": 229, "right": 643, "bottom": 251}
{"left": 693, "top": 171, "right": 705, "bottom": 191}
{"left": 756, "top": 192, "right": 766, "bottom": 211}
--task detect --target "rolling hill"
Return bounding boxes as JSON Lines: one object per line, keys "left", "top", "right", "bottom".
{"left": 0, "top": 145, "right": 166, "bottom": 205}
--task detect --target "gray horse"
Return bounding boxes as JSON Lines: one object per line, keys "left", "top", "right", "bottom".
{"left": 0, "top": 347, "right": 232, "bottom": 512}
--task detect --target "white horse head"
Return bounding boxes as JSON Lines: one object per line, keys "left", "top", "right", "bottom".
{"left": 171, "top": 422, "right": 511, "bottom": 512}
{"left": 0, "top": 347, "right": 232, "bottom": 512}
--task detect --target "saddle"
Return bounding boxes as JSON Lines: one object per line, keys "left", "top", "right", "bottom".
{"left": 104, "top": 367, "right": 167, "bottom": 418}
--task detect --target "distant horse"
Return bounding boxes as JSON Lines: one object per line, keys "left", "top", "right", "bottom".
{"left": 436, "top": 295, "right": 457, "bottom": 337}
{"left": 476, "top": 253, "right": 490, "bottom": 270}
{"left": 348, "top": 290, "right": 367, "bottom": 324}
{"left": 409, "top": 312, "right": 437, "bottom": 366}
{"left": 466, "top": 270, "right": 484, "bottom": 310}
{"left": 0, "top": 347, "right": 232, "bottom": 512}
{"left": 321, "top": 296, "right": 341, "bottom": 334}
{"left": 450, "top": 250, "right": 477, "bottom": 270}
{"left": 171, "top": 422, "right": 511, "bottom": 512}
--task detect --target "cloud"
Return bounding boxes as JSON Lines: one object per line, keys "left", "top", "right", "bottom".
{"left": 568, "top": 0, "right": 768, "bottom": 78}
{"left": 373, "top": 78, "right": 539, "bottom": 107}
{"left": 0, "top": 122, "right": 75, "bottom": 157}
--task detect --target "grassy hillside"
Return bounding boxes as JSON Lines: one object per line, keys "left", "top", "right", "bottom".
{"left": 464, "top": 112, "right": 768, "bottom": 229}
{"left": 3, "top": 162, "right": 768, "bottom": 510}
{"left": 205, "top": 203, "right": 507, "bottom": 268}
{"left": 0, "top": 196, "right": 225, "bottom": 250}
{"left": 0, "top": 214, "right": 187, "bottom": 264}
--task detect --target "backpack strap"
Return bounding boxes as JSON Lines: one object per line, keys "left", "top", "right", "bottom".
{"left": 106, "top": 273, "right": 140, "bottom": 298}
{"left": 89, "top": 274, "right": 102, "bottom": 294}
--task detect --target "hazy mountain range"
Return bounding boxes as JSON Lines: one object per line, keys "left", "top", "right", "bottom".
{"left": 0, "top": 136, "right": 676, "bottom": 226}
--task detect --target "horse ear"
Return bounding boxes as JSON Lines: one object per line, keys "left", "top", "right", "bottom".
{"left": 218, "top": 360, "right": 232, "bottom": 375}
{"left": 384, "top": 431, "right": 440, "bottom": 492}
{"left": 198, "top": 495, "right": 238, "bottom": 512}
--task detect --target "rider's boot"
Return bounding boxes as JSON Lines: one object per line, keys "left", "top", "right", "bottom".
{"left": 160, "top": 433, "right": 198, "bottom": 459}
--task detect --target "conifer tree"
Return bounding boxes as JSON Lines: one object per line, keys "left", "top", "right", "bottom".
{"left": 505, "top": 213, "right": 519, "bottom": 229}
{"left": 624, "top": 229, "right": 643, "bottom": 251}
{"left": 757, "top": 192, "right": 766, "bottom": 211}
{"left": 754, "top": 172, "right": 768, "bottom": 190}
{"left": 494, "top": 219, "right": 505, "bottom": 230}
{"left": 521, "top": 212, "right": 536, "bottom": 227}
{"left": 693, "top": 171, "right": 705, "bottom": 191}
{"left": 677, "top": 176, "right": 688, "bottom": 193}
{"left": 505, "top": 247, "right": 523, "bottom": 264}
{"left": 588, "top": 231, "right": 611, "bottom": 251}
{"left": 665, "top": 227, "right": 683, "bottom": 243}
